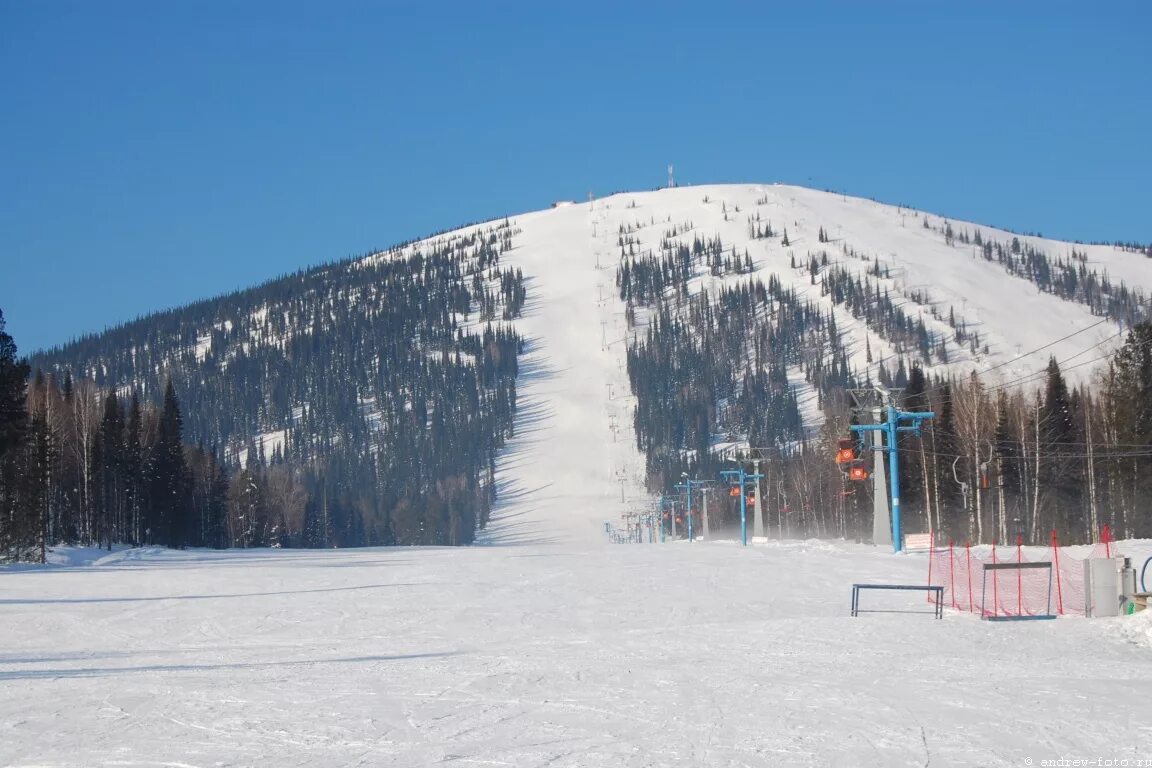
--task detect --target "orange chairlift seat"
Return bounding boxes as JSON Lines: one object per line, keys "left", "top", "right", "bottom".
{"left": 835, "top": 437, "right": 857, "bottom": 464}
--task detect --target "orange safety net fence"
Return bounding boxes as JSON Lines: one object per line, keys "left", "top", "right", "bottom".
{"left": 926, "top": 526, "right": 1117, "bottom": 617}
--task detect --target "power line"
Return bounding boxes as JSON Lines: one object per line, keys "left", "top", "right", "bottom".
{"left": 981, "top": 336, "right": 1148, "bottom": 396}
{"left": 889, "top": 442, "right": 1152, "bottom": 463}
{"left": 911, "top": 317, "right": 1117, "bottom": 399}
{"left": 913, "top": 322, "right": 1135, "bottom": 400}
{"left": 975, "top": 317, "right": 1111, "bottom": 378}
{"left": 922, "top": 428, "right": 1152, "bottom": 450}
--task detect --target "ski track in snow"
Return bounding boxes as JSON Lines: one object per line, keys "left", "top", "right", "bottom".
{"left": 3, "top": 543, "right": 1151, "bottom": 766}
{"left": 5, "top": 185, "right": 1152, "bottom": 765}
{"left": 478, "top": 197, "right": 649, "bottom": 546}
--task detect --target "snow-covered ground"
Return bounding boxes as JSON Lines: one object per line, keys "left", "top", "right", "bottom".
{"left": 475, "top": 184, "right": 1152, "bottom": 544}
{"left": 478, "top": 197, "right": 651, "bottom": 545}
{"left": 3, "top": 541, "right": 1151, "bottom": 767}
{"left": 5, "top": 186, "right": 1152, "bottom": 765}
{"left": 494, "top": 184, "right": 1149, "bottom": 396}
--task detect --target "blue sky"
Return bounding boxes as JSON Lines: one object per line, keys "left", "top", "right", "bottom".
{"left": 2, "top": 2, "right": 1149, "bottom": 353}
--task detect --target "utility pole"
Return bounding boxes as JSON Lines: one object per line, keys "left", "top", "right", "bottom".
{"left": 870, "top": 412, "right": 891, "bottom": 549}
{"left": 721, "top": 463, "right": 764, "bottom": 546}
{"left": 674, "top": 479, "right": 690, "bottom": 541}
{"left": 749, "top": 448, "right": 783, "bottom": 541}
{"left": 751, "top": 459, "right": 765, "bottom": 540}
{"left": 701, "top": 488, "right": 710, "bottom": 541}
{"left": 849, "top": 391, "right": 934, "bottom": 553}
{"left": 675, "top": 474, "right": 708, "bottom": 543}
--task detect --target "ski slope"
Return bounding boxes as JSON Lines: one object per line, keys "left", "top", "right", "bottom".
{"left": 5, "top": 186, "right": 1152, "bottom": 765}
{"left": 478, "top": 199, "right": 649, "bottom": 545}
{"left": 2, "top": 542, "right": 1151, "bottom": 766}
{"left": 474, "top": 183, "right": 1152, "bottom": 542}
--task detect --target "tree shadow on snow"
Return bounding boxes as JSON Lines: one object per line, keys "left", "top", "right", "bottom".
{"left": 0, "top": 651, "right": 462, "bottom": 681}
{"left": 0, "top": 549, "right": 419, "bottom": 574}
{"left": 0, "top": 581, "right": 440, "bottom": 606}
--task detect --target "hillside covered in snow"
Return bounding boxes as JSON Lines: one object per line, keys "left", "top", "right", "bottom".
{"left": 22, "top": 183, "right": 1152, "bottom": 551}
{"left": 7, "top": 183, "right": 1152, "bottom": 767}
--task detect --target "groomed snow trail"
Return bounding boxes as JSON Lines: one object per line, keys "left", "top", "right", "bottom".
{"left": 479, "top": 199, "right": 649, "bottom": 545}
{"left": 5, "top": 185, "right": 1152, "bottom": 765}
{"left": 3, "top": 543, "right": 1150, "bottom": 767}
{"left": 479, "top": 183, "right": 1150, "bottom": 542}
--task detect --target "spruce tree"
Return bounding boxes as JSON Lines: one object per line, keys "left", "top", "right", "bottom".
{"left": 151, "top": 379, "right": 190, "bottom": 548}
{"left": 993, "top": 390, "right": 1022, "bottom": 541}
{"left": 1105, "top": 323, "right": 1152, "bottom": 537}
{"left": 124, "top": 391, "right": 143, "bottom": 544}
{"left": 1039, "top": 357, "right": 1079, "bottom": 539}
{"left": 0, "top": 310, "right": 32, "bottom": 561}
{"left": 97, "top": 391, "right": 123, "bottom": 549}
{"left": 899, "top": 365, "right": 928, "bottom": 527}
{"left": 932, "top": 383, "right": 964, "bottom": 537}
{"left": 0, "top": 310, "right": 29, "bottom": 461}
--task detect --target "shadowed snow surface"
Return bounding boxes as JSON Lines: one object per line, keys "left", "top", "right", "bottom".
{"left": 2, "top": 543, "right": 1151, "bottom": 766}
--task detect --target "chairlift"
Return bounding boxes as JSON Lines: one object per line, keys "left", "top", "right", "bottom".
{"left": 835, "top": 437, "right": 856, "bottom": 464}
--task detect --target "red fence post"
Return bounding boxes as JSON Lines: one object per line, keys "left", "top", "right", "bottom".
{"left": 1016, "top": 534, "right": 1023, "bottom": 616}
{"left": 927, "top": 536, "right": 935, "bottom": 605}
{"left": 966, "top": 541, "right": 973, "bottom": 613}
{"left": 949, "top": 539, "right": 957, "bottom": 610}
{"left": 1051, "top": 529, "right": 1064, "bottom": 616}
{"left": 1102, "top": 524, "right": 1112, "bottom": 558}
{"left": 991, "top": 541, "right": 999, "bottom": 617}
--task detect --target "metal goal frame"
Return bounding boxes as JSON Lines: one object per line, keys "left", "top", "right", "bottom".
{"left": 980, "top": 561, "right": 1057, "bottom": 621}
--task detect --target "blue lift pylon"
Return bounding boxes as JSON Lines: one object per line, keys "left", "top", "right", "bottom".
{"left": 674, "top": 475, "right": 707, "bottom": 542}
{"left": 720, "top": 463, "right": 764, "bottom": 546}
{"left": 849, "top": 401, "right": 934, "bottom": 553}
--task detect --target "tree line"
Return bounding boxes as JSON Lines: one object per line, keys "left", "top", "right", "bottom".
{"left": 5, "top": 220, "right": 526, "bottom": 560}
{"left": 893, "top": 327, "right": 1152, "bottom": 544}
{"left": 0, "top": 341, "right": 335, "bottom": 562}
{"left": 922, "top": 218, "right": 1147, "bottom": 325}
{"left": 619, "top": 218, "right": 1152, "bottom": 544}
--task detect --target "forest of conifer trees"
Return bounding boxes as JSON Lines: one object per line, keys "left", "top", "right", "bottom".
{"left": 4, "top": 206, "right": 1151, "bottom": 562}
{"left": 621, "top": 221, "right": 1152, "bottom": 546}
{"left": 1, "top": 220, "right": 527, "bottom": 561}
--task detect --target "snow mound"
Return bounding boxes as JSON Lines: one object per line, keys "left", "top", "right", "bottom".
{"left": 1118, "top": 609, "right": 1152, "bottom": 648}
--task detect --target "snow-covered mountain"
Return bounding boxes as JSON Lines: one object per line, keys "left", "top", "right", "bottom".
{"left": 32, "top": 184, "right": 1152, "bottom": 546}
{"left": 12, "top": 185, "right": 1152, "bottom": 766}
{"left": 593, "top": 183, "right": 1144, "bottom": 385}
{"left": 464, "top": 183, "right": 1152, "bottom": 543}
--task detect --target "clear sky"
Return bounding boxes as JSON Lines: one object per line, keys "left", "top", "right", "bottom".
{"left": 2, "top": 2, "right": 1149, "bottom": 353}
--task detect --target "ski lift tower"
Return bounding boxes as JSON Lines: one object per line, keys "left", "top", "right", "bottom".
{"left": 721, "top": 459, "right": 765, "bottom": 547}
{"left": 848, "top": 387, "right": 934, "bottom": 553}
{"left": 674, "top": 474, "right": 709, "bottom": 542}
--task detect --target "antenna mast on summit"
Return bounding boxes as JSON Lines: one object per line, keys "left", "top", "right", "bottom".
{"left": 667, "top": 164, "right": 674, "bottom": 189}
